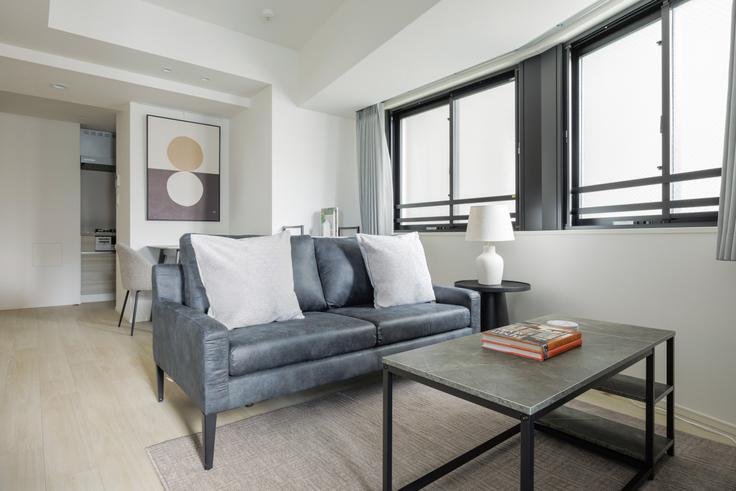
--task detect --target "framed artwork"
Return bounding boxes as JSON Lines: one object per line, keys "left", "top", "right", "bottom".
{"left": 338, "top": 226, "right": 360, "bottom": 237}
{"left": 320, "top": 207, "right": 339, "bottom": 237}
{"left": 282, "top": 225, "right": 304, "bottom": 236}
{"left": 146, "top": 115, "right": 221, "bottom": 221}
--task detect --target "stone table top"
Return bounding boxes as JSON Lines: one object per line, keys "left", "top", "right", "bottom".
{"left": 383, "top": 314, "right": 674, "bottom": 416}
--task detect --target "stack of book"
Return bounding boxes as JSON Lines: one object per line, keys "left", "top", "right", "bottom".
{"left": 481, "top": 322, "right": 582, "bottom": 361}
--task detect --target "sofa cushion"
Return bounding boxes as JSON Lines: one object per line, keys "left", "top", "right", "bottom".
{"left": 313, "top": 237, "right": 373, "bottom": 308}
{"left": 179, "top": 234, "right": 326, "bottom": 313}
{"left": 190, "top": 233, "right": 304, "bottom": 329}
{"left": 356, "top": 232, "right": 435, "bottom": 308}
{"left": 290, "top": 235, "right": 328, "bottom": 312}
{"left": 329, "top": 303, "right": 470, "bottom": 346}
{"left": 180, "top": 233, "right": 255, "bottom": 312}
{"left": 228, "top": 312, "right": 377, "bottom": 377}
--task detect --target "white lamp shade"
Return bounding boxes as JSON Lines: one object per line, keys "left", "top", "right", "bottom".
{"left": 465, "top": 205, "right": 514, "bottom": 242}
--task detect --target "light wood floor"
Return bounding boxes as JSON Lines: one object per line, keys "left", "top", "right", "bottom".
{"left": 1, "top": 302, "right": 731, "bottom": 490}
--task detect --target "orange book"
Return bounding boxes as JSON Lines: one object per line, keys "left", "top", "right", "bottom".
{"left": 482, "top": 338, "right": 582, "bottom": 361}
{"left": 481, "top": 322, "right": 581, "bottom": 355}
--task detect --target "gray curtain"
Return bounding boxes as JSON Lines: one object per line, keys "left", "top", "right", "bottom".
{"left": 717, "top": 2, "right": 736, "bottom": 260}
{"left": 356, "top": 104, "right": 394, "bottom": 235}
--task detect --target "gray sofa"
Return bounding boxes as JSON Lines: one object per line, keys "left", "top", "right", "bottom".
{"left": 152, "top": 234, "right": 480, "bottom": 469}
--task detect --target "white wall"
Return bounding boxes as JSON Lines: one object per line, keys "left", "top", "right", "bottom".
{"left": 0, "top": 112, "right": 80, "bottom": 309}
{"left": 229, "top": 87, "right": 273, "bottom": 235}
{"left": 271, "top": 87, "right": 359, "bottom": 234}
{"left": 227, "top": 86, "right": 359, "bottom": 236}
{"left": 420, "top": 228, "right": 736, "bottom": 427}
{"left": 115, "top": 102, "right": 230, "bottom": 319}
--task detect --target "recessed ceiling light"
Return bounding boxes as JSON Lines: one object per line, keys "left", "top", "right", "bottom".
{"left": 50, "top": 83, "right": 67, "bottom": 90}
{"left": 161, "top": 67, "right": 172, "bottom": 73}
{"left": 200, "top": 76, "right": 211, "bottom": 82}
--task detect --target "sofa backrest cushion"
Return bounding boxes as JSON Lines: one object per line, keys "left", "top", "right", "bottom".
{"left": 313, "top": 237, "right": 373, "bottom": 308}
{"left": 180, "top": 234, "right": 254, "bottom": 312}
{"left": 179, "top": 233, "right": 327, "bottom": 313}
{"left": 290, "top": 235, "right": 328, "bottom": 311}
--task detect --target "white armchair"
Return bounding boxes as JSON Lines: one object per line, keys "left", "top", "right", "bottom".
{"left": 116, "top": 243, "right": 153, "bottom": 335}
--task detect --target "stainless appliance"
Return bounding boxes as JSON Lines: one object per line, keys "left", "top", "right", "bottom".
{"left": 94, "top": 228, "right": 116, "bottom": 251}
{"left": 81, "top": 129, "right": 115, "bottom": 167}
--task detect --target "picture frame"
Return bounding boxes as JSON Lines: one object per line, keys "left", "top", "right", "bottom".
{"left": 338, "top": 226, "right": 360, "bottom": 237}
{"left": 282, "top": 225, "right": 304, "bottom": 236}
{"left": 146, "top": 115, "right": 221, "bottom": 221}
{"left": 320, "top": 207, "right": 339, "bottom": 237}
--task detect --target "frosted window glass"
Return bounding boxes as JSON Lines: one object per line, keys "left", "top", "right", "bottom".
{"left": 454, "top": 81, "right": 516, "bottom": 199}
{"left": 400, "top": 105, "right": 449, "bottom": 204}
{"left": 579, "top": 19, "right": 662, "bottom": 215}
{"left": 671, "top": 0, "right": 730, "bottom": 206}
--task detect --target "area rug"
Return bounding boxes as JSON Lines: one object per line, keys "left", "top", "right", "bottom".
{"left": 147, "top": 378, "right": 736, "bottom": 490}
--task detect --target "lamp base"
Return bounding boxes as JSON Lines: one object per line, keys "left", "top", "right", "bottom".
{"left": 476, "top": 243, "right": 503, "bottom": 285}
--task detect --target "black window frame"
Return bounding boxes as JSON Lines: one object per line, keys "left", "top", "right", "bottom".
{"left": 568, "top": 0, "right": 723, "bottom": 229}
{"left": 388, "top": 70, "right": 520, "bottom": 232}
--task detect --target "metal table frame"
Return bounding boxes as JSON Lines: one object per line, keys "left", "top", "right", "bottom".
{"left": 382, "top": 337, "right": 674, "bottom": 491}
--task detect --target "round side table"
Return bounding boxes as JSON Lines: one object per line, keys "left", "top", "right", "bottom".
{"left": 454, "top": 280, "right": 531, "bottom": 331}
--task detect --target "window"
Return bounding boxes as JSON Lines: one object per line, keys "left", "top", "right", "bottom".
{"left": 390, "top": 72, "right": 518, "bottom": 231}
{"left": 570, "top": 0, "right": 730, "bottom": 227}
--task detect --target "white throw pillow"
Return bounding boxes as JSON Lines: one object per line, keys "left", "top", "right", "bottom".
{"left": 356, "top": 232, "right": 436, "bottom": 308}
{"left": 190, "top": 232, "right": 304, "bottom": 329}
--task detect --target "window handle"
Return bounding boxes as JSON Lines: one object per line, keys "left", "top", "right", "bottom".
{"left": 657, "top": 165, "right": 663, "bottom": 171}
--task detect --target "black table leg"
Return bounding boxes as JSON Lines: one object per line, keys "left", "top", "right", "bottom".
{"left": 520, "top": 415, "right": 534, "bottom": 491}
{"left": 666, "top": 338, "right": 675, "bottom": 456}
{"left": 494, "top": 292, "right": 509, "bottom": 327}
{"left": 157, "top": 248, "right": 166, "bottom": 264}
{"left": 383, "top": 368, "right": 393, "bottom": 491}
{"left": 480, "top": 292, "right": 509, "bottom": 330}
{"left": 645, "top": 351, "right": 655, "bottom": 480}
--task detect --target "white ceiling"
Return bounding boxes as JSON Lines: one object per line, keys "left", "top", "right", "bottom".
{"left": 0, "top": 91, "right": 116, "bottom": 131}
{"left": 141, "top": 0, "right": 344, "bottom": 49}
{"left": 301, "top": 0, "right": 607, "bottom": 114}
{"left": 0, "top": 0, "right": 269, "bottom": 97}
{"left": 0, "top": 54, "right": 250, "bottom": 117}
{"left": 0, "top": 0, "right": 636, "bottom": 117}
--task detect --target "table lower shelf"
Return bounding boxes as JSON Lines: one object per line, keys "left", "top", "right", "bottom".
{"left": 536, "top": 406, "right": 673, "bottom": 464}
{"left": 594, "top": 374, "right": 673, "bottom": 404}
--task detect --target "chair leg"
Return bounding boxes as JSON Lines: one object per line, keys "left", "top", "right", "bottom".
{"left": 130, "top": 290, "right": 139, "bottom": 336}
{"left": 156, "top": 365, "right": 164, "bottom": 402}
{"left": 118, "top": 290, "right": 129, "bottom": 327}
{"left": 203, "top": 412, "right": 217, "bottom": 470}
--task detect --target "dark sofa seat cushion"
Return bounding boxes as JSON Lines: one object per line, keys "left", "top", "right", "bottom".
{"left": 328, "top": 303, "right": 470, "bottom": 346}
{"left": 228, "top": 312, "right": 376, "bottom": 377}
{"left": 313, "top": 237, "right": 373, "bottom": 308}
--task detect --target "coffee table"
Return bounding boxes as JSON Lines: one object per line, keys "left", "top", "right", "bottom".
{"left": 382, "top": 315, "right": 675, "bottom": 490}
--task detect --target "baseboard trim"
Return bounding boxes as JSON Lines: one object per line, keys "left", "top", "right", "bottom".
{"left": 586, "top": 390, "right": 736, "bottom": 444}
{"left": 673, "top": 403, "right": 736, "bottom": 439}
{"left": 81, "top": 293, "right": 115, "bottom": 303}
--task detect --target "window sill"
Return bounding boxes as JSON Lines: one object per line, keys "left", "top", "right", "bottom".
{"left": 415, "top": 226, "right": 717, "bottom": 238}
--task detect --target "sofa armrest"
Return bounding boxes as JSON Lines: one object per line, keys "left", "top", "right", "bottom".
{"left": 433, "top": 285, "right": 481, "bottom": 333}
{"left": 152, "top": 300, "right": 230, "bottom": 414}
{"left": 152, "top": 264, "right": 184, "bottom": 304}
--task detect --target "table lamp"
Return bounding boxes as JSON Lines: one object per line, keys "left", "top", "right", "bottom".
{"left": 465, "top": 204, "right": 515, "bottom": 285}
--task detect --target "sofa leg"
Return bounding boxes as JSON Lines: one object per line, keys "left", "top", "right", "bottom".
{"left": 156, "top": 365, "right": 164, "bottom": 402}
{"left": 203, "top": 412, "right": 217, "bottom": 470}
